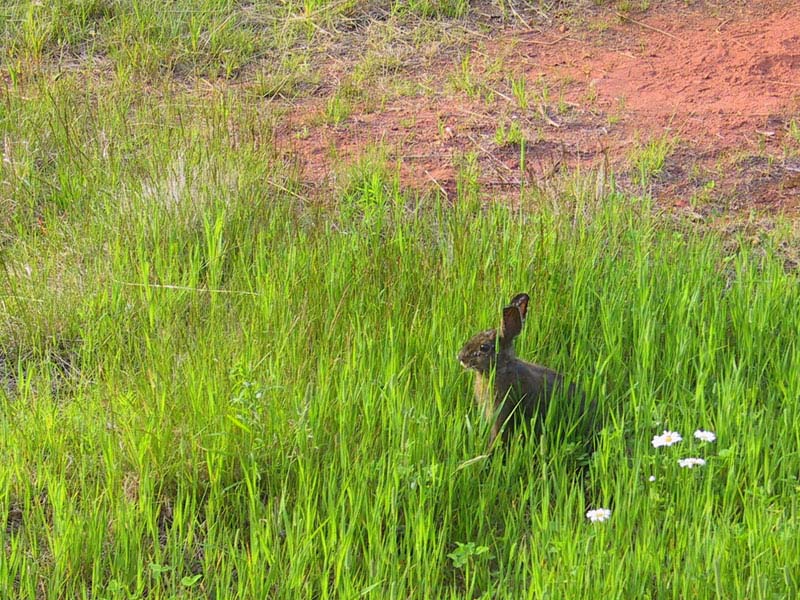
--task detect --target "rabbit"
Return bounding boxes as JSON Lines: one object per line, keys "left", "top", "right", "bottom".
{"left": 458, "top": 293, "right": 592, "bottom": 452}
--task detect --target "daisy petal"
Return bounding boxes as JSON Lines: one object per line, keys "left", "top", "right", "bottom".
{"left": 586, "top": 508, "right": 612, "bottom": 522}
{"left": 694, "top": 430, "right": 716, "bottom": 443}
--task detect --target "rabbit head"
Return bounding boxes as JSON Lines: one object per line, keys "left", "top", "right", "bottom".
{"left": 457, "top": 293, "right": 530, "bottom": 374}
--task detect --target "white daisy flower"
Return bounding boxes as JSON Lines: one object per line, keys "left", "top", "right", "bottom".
{"left": 586, "top": 508, "right": 612, "bottom": 523}
{"left": 651, "top": 430, "right": 683, "bottom": 448}
{"left": 694, "top": 430, "right": 716, "bottom": 443}
{"left": 678, "top": 457, "right": 706, "bottom": 469}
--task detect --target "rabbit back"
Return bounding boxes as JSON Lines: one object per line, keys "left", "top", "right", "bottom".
{"left": 489, "top": 357, "right": 569, "bottom": 447}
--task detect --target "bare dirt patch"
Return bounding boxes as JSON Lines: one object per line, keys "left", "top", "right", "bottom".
{"left": 276, "top": 1, "right": 800, "bottom": 215}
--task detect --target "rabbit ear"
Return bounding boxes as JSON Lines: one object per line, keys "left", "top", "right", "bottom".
{"left": 509, "top": 293, "right": 529, "bottom": 322}
{"left": 499, "top": 304, "right": 523, "bottom": 346}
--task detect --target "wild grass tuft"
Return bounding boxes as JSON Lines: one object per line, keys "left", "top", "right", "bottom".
{"left": 630, "top": 131, "right": 676, "bottom": 186}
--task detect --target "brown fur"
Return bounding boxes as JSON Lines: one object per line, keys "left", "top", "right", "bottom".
{"left": 458, "top": 293, "right": 581, "bottom": 451}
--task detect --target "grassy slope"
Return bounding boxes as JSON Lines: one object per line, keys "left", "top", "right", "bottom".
{"left": 2, "top": 1, "right": 800, "bottom": 598}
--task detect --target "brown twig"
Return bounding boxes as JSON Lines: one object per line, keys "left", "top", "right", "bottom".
{"left": 464, "top": 133, "right": 516, "bottom": 184}
{"left": 616, "top": 12, "right": 680, "bottom": 40}
{"left": 538, "top": 105, "right": 562, "bottom": 128}
{"left": 424, "top": 170, "right": 449, "bottom": 199}
{"left": 265, "top": 177, "right": 307, "bottom": 201}
{"left": 1, "top": 296, "right": 45, "bottom": 304}
{"left": 508, "top": 2, "right": 534, "bottom": 31}
{"left": 115, "top": 281, "right": 260, "bottom": 296}
{"left": 516, "top": 33, "right": 576, "bottom": 46}
{"left": 715, "top": 19, "right": 731, "bottom": 32}
{"left": 485, "top": 86, "right": 514, "bottom": 104}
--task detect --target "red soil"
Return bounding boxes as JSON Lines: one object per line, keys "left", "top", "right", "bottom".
{"left": 276, "top": 1, "right": 800, "bottom": 214}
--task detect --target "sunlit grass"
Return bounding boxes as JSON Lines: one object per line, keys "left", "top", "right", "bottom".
{"left": 2, "top": 4, "right": 800, "bottom": 599}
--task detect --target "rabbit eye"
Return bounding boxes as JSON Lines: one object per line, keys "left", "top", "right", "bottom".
{"left": 479, "top": 342, "right": 494, "bottom": 352}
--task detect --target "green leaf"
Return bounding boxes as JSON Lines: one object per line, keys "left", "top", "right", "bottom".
{"left": 181, "top": 574, "right": 203, "bottom": 587}
{"left": 149, "top": 563, "right": 173, "bottom": 575}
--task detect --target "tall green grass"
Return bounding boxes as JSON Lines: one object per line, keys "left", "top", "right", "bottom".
{"left": 2, "top": 38, "right": 800, "bottom": 600}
